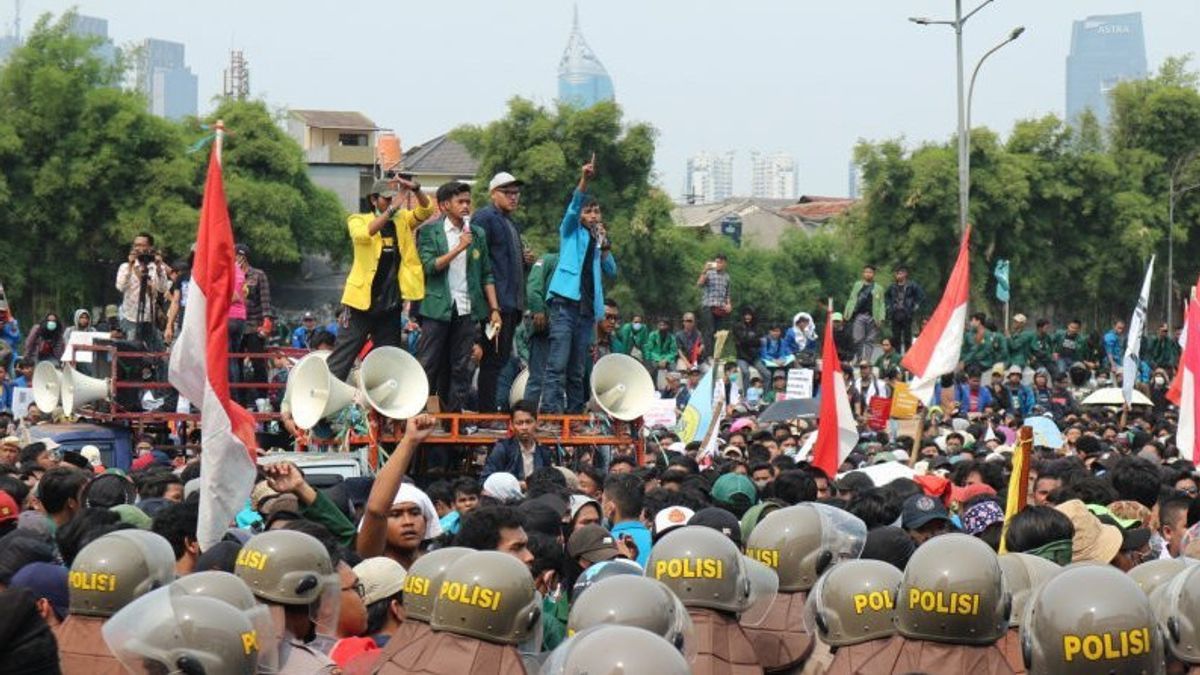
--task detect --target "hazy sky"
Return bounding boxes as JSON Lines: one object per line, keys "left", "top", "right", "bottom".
{"left": 9, "top": 1, "right": 1200, "bottom": 198}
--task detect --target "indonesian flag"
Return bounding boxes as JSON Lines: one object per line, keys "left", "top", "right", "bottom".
{"left": 1175, "top": 296, "right": 1200, "bottom": 462}
{"left": 1168, "top": 282, "right": 1198, "bottom": 406}
{"left": 811, "top": 303, "right": 857, "bottom": 478}
{"left": 902, "top": 225, "right": 972, "bottom": 403}
{"left": 168, "top": 126, "right": 258, "bottom": 550}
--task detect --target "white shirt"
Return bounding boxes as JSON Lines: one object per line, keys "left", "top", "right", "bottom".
{"left": 444, "top": 218, "right": 471, "bottom": 316}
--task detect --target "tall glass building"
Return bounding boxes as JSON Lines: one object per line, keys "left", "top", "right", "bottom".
{"left": 1066, "top": 12, "right": 1147, "bottom": 127}
{"left": 557, "top": 7, "right": 614, "bottom": 108}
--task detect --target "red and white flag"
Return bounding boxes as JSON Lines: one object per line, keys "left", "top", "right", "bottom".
{"left": 902, "top": 225, "right": 972, "bottom": 403}
{"left": 1175, "top": 296, "right": 1200, "bottom": 462}
{"left": 811, "top": 303, "right": 857, "bottom": 478}
{"left": 168, "top": 125, "right": 258, "bottom": 550}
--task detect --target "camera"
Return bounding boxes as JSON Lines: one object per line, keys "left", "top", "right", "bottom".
{"left": 136, "top": 251, "right": 156, "bottom": 265}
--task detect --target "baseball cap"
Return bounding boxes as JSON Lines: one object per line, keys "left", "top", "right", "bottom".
{"left": 901, "top": 493, "right": 952, "bottom": 530}
{"left": 689, "top": 508, "right": 743, "bottom": 548}
{"left": 961, "top": 500, "right": 1005, "bottom": 536}
{"left": 110, "top": 504, "right": 152, "bottom": 530}
{"left": 0, "top": 490, "right": 18, "bottom": 524}
{"left": 711, "top": 473, "right": 758, "bottom": 509}
{"left": 1007, "top": 365, "right": 1022, "bottom": 376}
{"left": 354, "top": 556, "right": 408, "bottom": 606}
{"left": 730, "top": 418, "right": 754, "bottom": 434}
{"left": 234, "top": 243, "right": 250, "bottom": 256}
{"left": 487, "top": 172, "right": 524, "bottom": 192}
{"left": 368, "top": 179, "right": 398, "bottom": 198}
{"left": 991, "top": 363, "right": 1005, "bottom": 376}
{"left": 653, "top": 506, "right": 695, "bottom": 541}
{"left": 9, "top": 561, "right": 68, "bottom": 620}
{"left": 723, "top": 445, "right": 745, "bottom": 459}
{"left": 79, "top": 445, "right": 102, "bottom": 466}
{"left": 567, "top": 525, "right": 620, "bottom": 564}
{"left": 1013, "top": 313, "right": 1027, "bottom": 323}
{"left": 302, "top": 311, "right": 316, "bottom": 320}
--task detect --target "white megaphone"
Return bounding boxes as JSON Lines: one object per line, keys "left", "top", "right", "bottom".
{"left": 589, "top": 353, "right": 656, "bottom": 421}
{"left": 32, "top": 361, "right": 62, "bottom": 413}
{"left": 509, "top": 369, "right": 529, "bottom": 409}
{"left": 289, "top": 352, "right": 358, "bottom": 430}
{"left": 60, "top": 363, "right": 111, "bottom": 416}
{"left": 357, "top": 346, "right": 428, "bottom": 419}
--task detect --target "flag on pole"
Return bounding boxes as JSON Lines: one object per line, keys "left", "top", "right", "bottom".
{"left": 678, "top": 368, "right": 716, "bottom": 444}
{"left": 811, "top": 302, "right": 857, "bottom": 478}
{"left": 902, "top": 225, "right": 972, "bottom": 403}
{"left": 168, "top": 123, "right": 258, "bottom": 550}
{"left": 1176, "top": 296, "right": 1200, "bottom": 462}
{"left": 1169, "top": 284, "right": 1198, "bottom": 406}
{"left": 1123, "top": 256, "right": 1154, "bottom": 406}
{"left": 994, "top": 259, "right": 1010, "bottom": 303}
{"left": 998, "top": 426, "right": 1033, "bottom": 554}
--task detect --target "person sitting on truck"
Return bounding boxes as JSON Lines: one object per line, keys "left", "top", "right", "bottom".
{"left": 482, "top": 400, "right": 555, "bottom": 482}
{"left": 439, "top": 476, "right": 482, "bottom": 536}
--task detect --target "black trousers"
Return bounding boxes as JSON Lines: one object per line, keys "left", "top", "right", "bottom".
{"left": 891, "top": 318, "right": 914, "bottom": 352}
{"left": 477, "top": 309, "right": 521, "bottom": 412}
{"left": 239, "top": 330, "right": 268, "bottom": 404}
{"left": 326, "top": 306, "right": 402, "bottom": 382}
{"left": 416, "top": 312, "right": 478, "bottom": 412}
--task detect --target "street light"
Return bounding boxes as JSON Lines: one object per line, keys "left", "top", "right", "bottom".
{"left": 908, "top": 0, "right": 1002, "bottom": 234}
{"left": 966, "top": 26, "right": 1026, "bottom": 154}
{"left": 1167, "top": 151, "right": 1200, "bottom": 334}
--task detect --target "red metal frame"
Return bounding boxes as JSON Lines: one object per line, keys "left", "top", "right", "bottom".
{"left": 65, "top": 344, "right": 645, "bottom": 472}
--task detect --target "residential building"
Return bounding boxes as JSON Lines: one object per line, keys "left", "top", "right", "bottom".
{"left": 134, "top": 38, "right": 197, "bottom": 120}
{"left": 750, "top": 152, "right": 797, "bottom": 200}
{"left": 557, "top": 6, "right": 614, "bottom": 108}
{"left": 685, "top": 151, "right": 735, "bottom": 204}
{"left": 673, "top": 196, "right": 855, "bottom": 249}
{"left": 1066, "top": 12, "right": 1147, "bottom": 126}
{"left": 287, "top": 109, "right": 379, "bottom": 213}
{"left": 401, "top": 134, "right": 481, "bottom": 188}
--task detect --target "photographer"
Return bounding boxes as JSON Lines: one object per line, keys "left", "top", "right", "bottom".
{"left": 115, "top": 232, "right": 169, "bottom": 351}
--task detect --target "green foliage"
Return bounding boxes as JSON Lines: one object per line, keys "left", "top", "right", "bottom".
{"left": 0, "top": 12, "right": 346, "bottom": 318}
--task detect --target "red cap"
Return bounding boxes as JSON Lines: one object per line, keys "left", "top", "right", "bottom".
{"left": 0, "top": 489, "right": 19, "bottom": 523}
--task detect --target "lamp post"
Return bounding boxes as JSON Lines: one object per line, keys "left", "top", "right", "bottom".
{"left": 1168, "top": 151, "right": 1200, "bottom": 334}
{"left": 909, "top": 0, "right": 1006, "bottom": 234}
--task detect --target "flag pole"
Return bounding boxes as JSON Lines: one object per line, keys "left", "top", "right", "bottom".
{"left": 214, "top": 119, "right": 224, "bottom": 162}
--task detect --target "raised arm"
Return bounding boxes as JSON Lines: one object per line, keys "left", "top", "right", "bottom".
{"left": 356, "top": 414, "right": 437, "bottom": 557}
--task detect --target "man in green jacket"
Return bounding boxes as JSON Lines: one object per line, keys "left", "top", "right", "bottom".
{"left": 415, "top": 182, "right": 500, "bottom": 412}
{"left": 617, "top": 313, "right": 649, "bottom": 358}
{"left": 522, "top": 251, "right": 558, "bottom": 407}
{"left": 844, "top": 264, "right": 886, "bottom": 362}
{"left": 961, "top": 312, "right": 1007, "bottom": 371}
{"left": 642, "top": 318, "right": 678, "bottom": 388}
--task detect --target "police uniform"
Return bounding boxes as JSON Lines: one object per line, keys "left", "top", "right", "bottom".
{"left": 371, "top": 547, "right": 472, "bottom": 675}
{"left": 54, "top": 615, "right": 125, "bottom": 675}
{"left": 279, "top": 637, "right": 340, "bottom": 674}
{"left": 806, "top": 560, "right": 904, "bottom": 675}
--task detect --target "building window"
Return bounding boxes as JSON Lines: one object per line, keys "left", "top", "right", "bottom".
{"left": 338, "top": 133, "right": 367, "bottom": 147}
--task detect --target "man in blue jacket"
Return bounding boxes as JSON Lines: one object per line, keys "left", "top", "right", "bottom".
{"left": 541, "top": 156, "right": 617, "bottom": 413}
{"left": 481, "top": 400, "right": 555, "bottom": 480}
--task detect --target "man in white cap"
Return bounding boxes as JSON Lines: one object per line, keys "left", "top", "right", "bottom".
{"left": 472, "top": 171, "right": 533, "bottom": 412}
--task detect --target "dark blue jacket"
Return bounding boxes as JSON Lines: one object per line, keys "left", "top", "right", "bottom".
{"left": 481, "top": 437, "right": 555, "bottom": 480}
{"left": 473, "top": 204, "right": 525, "bottom": 313}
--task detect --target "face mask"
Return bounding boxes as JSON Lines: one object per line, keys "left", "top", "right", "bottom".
{"left": 729, "top": 373, "right": 738, "bottom": 382}
{"left": 1155, "top": 377, "right": 1166, "bottom": 386}
{"left": 632, "top": 322, "right": 642, "bottom": 331}
{"left": 754, "top": 479, "right": 769, "bottom": 489}
{"left": 45, "top": 321, "right": 57, "bottom": 331}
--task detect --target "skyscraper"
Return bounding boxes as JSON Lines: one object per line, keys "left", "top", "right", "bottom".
{"left": 557, "top": 6, "right": 614, "bottom": 108}
{"left": 136, "top": 38, "right": 198, "bottom": 120}
{"left": 750, "top": 152, "right": 797, "bottom": 200}
{"left": 685, "top": 151, "right": 735, "bottom": 204}
{"left": 1066, "top": 12, "right": 1147, "bottom": 127}
{"left": 70, "top": 14, "right": 116, "bottom": 66}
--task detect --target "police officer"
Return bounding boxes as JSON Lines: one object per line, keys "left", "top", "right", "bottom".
{"left": 996, "top": 552, "right": 1061, "bottom": 673}
{"left": 647, "top": 525, "right": 767, "bottom": 675}
{"left": 1128, "top": 557, "right": 1192, "bottom": 596}
{"left": 54, "top": 529, "right": 177, "bottom": 675}
{"left": 742, "top": 503, "right": 867, "bottom": 673}
{"left": 172, "top": 571, "right": 278, "bottom": 671}
{"left": 1152, "top": 562, "right": 1200, "bottom": 674}
{"left": 858, "top": 533, "right": 1016, "bottom": 674}
{"left": 804, "top": 559, "right": 902, "bottom": 674}
{"left": 233, "top": 529, "right": 341, "bottom": 674}
{"left": 381, "top": 550, "right": 541, "bottom": 674}
{"left": 567, "top": 575, "right": 693, "bottom": 655}
{"left": 102, "top": 586, "right": 260, "bottom": 675}
{"left": 372, "top": 546, "right": 472, "bottom": 674}
{"left": 569, "top": 558, "right": 644, "bottom": 600}
{"left": 542, "top": 624, "right": 691, "bottom": 675}
{"left": 1023, "top": 564, "right": 1161, "bottom": 675}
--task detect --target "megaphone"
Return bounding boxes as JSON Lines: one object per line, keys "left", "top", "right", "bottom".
{"left": 589, "top": 353, "right": 656, "bottom": 421}
{"left": 509, "top": 369, "right": 529, "bottom": 409}
{"left": 289, "top": 352, "right": 358, "bottom": 430}
{"left": 32, "top": 362, "right": 61, "bottom": 413}
{"left": 60, "top": 363, "right": 111, "bottom": 416}
{"left": 357, "top": 346, "right": 428, "bottom": 419}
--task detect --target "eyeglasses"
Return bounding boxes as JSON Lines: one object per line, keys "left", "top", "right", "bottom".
{"left": 604, "top": 314, "right": 619, "bottom": 321}
{"left": 500, "top": 189, "right": 521, "bottom": 197}
{"left": 682, "top": 318, "right": 694, "bottom": 323}
{"left": 342, "top": 580, "right": 366, "bottom": 599}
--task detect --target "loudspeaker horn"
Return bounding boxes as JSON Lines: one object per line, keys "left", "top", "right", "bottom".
{"left": 509, "top": 369, "right": 530, "bottom": 409}
{"left": 290, "top": 352, "right": 358, "bottom": 430}
{"left": 32, "top": 362, "right": 61, "bottom": 413}
{"left": 589, "top": 353, "right": 656, "bottom": 421}
{"left": 357, "top": 346, "right": 428, "bottom": 419}
{"left": 60, "top": 363, "right": 111, "bottom": 416}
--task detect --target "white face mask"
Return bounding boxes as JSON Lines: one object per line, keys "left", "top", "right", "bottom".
{"left": 632, "top": 322, "right": 642, "bottom": 331}
{"left": 1155, "top": 377, "right": 1167, "bottom": 386}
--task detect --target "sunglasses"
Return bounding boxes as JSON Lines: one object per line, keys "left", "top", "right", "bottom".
{"left": 342, "top": 580, "right": 366, "bottom": 599}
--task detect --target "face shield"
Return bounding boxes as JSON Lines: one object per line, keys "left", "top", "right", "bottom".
{"left": 738, "top": 556, "right": 781, "bottom": 628}
{"left": 308, "top": 571, "right": 343, "bottom": 640}
{"left": 812, "top": 503, "right": 868, "bottom": 574}
{"left": 571, "top": 558, "right": 643, "bottom": 600}
{"left": 517, "top": 590, "right": 546, "bottom": 658}
{"left": 668, "top": 594, "right": 698, "bottom": 664}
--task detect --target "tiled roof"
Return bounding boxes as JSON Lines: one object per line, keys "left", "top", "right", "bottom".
{"left": 289, "top": 110, "right": 377, "bottom": 130}
{"left": 403, "top": 134, "right": 480, "bottom": 177}
{"left": 780, "top": 196, "right": 858, "bottom": 222}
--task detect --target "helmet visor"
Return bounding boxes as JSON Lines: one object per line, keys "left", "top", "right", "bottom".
{"left": 739, "top": 556, "right": 780, "bottom": 627}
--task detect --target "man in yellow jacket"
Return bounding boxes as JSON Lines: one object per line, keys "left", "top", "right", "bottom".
{"left": 327, "top": 177, "right": 435, "bottom": 380}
